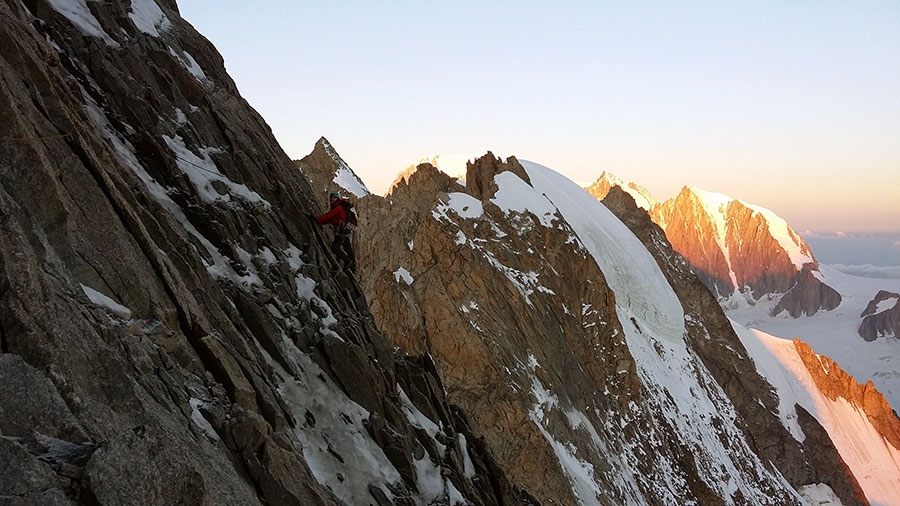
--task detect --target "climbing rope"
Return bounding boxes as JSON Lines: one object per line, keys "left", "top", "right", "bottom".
{"left": 171, "top": 153, "right": 224, "bottom": 177}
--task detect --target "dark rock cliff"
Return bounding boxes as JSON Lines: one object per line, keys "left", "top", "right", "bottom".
{"left": 3, "top": 1, "right": 891, "bottom": 505}
{"left": 0, "top": 2, "right": 523, "bottom": 505}
{"left": 771, "top": 264, "right": 842, "bottom": 317}
{"left": 858, "top": 290, "right": 900, "bottom": 342}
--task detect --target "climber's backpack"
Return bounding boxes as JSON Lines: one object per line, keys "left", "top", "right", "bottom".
{"left": 340, "top": 200, "right": 358, "bottom": 228}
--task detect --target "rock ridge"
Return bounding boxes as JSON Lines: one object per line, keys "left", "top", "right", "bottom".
{"left": 771, "top": 264, "right": 843, "bottom": 317}
{"left": 794, "top": 339, "right": 900, "bottom": 451}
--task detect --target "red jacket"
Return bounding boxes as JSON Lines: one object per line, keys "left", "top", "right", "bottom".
{"left": 315, "top": 200, "right": 347, "bottom": 226}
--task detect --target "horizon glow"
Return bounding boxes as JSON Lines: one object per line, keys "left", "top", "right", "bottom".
{"left": 178, "top": 1, "right": 900, "bottom": 233}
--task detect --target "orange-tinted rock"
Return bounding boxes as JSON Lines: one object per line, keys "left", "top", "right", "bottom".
{"left": 794, "top": 339, "right": 900, "bottom": 451}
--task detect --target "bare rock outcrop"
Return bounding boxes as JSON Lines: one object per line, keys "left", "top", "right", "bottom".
{"left": 466, "top": 152, "right": 530, "bottom": 201}
{"left": 858, "top": 291, "right": 900, "bottom": 341}
{"left": 357, "top": 164, "right": 465, "bottom": 355}
{"left": 771, "top": 264, "right": 843, "bottom": 317}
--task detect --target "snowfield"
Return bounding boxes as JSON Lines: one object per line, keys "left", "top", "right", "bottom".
{"left": 726, "top": 264, "right": 900, "bottom": 413}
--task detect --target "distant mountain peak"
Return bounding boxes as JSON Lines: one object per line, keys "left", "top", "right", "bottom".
{"left": 682, "top": 185, "right": 731, "bottom": 210}
{"left": 651, "top": 185, "right": 834, "bottom": 309}
{"left": 589, "top": 178, "right": 834, "bottom": 311}
{"left": 678, "top": 186, "right": 816, "bottom": 272}
{"left": 585, "top": 171, "right": 658, "bottom": 211}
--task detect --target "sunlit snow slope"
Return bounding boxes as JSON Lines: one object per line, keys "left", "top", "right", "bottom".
{"left": 734, "top": 322, "right": 900, "bottom": 506}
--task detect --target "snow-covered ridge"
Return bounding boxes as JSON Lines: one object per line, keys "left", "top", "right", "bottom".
{"left": 519, "top": 161, "right": 685, "bottom": 340}
{"left": 492, "top": 172, "right": 559, "bottom": 229}
{"left": 486, "top": 161, "right": 804, "bottom": 502}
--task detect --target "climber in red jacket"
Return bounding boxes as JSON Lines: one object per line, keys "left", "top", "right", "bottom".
{"left": 312, "top": 191, "right": 356, "bottom": 272}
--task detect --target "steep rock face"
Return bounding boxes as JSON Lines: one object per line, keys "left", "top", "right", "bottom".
{"left": 858, "top": 290, "right": 900, "bottom": 341}
{"left": 650, "top": 187, "right": 738, "bottom": 297}
{"left": 0, "top": 2, "right": 524, "bottom": 505}
{"left": 771, "top": 264, "right": 843, "bottom": 317}
{"left": 357, "top": 164, "right": 467, "bottom": 356}
{"left": 352, "top": 155, "right": 866, "bottom": 505}
{"left": 359, "top": 159, "right": 615, "bottom": 504}
{"left": 722, "top": 199, "right": 812, "bottom": 296}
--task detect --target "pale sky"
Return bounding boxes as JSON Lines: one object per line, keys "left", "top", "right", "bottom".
{"left": 179, "top": 1, "right": 899, "bottom": 233}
